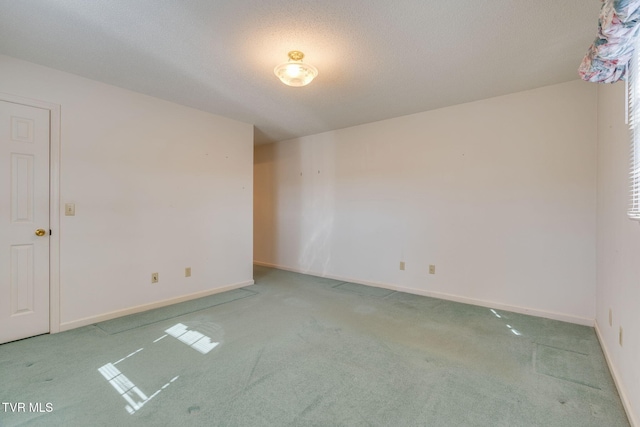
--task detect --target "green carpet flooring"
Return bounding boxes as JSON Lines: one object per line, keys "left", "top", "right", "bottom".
{"left": 96, "top": 288, "right": 257, "bottom": 334}
{"left": 0, "top": 266, "right": 630, "bottom": 426}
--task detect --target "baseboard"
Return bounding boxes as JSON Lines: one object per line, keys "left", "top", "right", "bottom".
{"left": 595, "top": 321, "right": 638, "bottom": 427}
{"left": 253, "top": 260, "right": 593, "bottom": 326}
{"left": 58, "top": 280, "right": 255, "bottom": 332}
{"left": 392, "top": 285, "right": 593, "bottom": 326}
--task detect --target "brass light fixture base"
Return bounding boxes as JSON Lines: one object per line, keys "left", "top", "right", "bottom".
{"left": 288, "top": 51, "right": 304, "bottom": 61}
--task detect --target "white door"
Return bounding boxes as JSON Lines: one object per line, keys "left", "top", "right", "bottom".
{"left": 0, "top": 100, "right": 50, "bottom": 344}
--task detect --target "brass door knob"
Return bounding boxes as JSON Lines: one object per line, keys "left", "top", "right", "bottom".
{"left": 35, "top": 229, "right": 46, "bottom": 237}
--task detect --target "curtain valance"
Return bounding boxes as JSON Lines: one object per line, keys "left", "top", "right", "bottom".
{"left": 579, "top": 0, "right": 640, "bottom": 83}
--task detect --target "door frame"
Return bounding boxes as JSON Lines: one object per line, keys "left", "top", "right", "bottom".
{"left": 1, "top": 92, "right": 61, "bottom": 334}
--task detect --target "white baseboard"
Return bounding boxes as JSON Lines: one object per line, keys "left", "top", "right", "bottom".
{"left": 393, "top": 285, "right": 593, "bottom": 326}
{"left": 253, "top": 260, "right": 593, "bottom": 326}
{"left": 58, "top": 280, "right": 255, "bottom": 332}
{"left": 595, "top": 321, "right": 638, "bottom": 427}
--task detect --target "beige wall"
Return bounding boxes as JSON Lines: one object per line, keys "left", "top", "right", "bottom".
{"left": 0, "top": 54, "right": 254, "bottom": 328}
{"left": 255, "top": 80, "right": 597, "bottom": 324}
{"left": 596, "top": 82, "right": 640, "bottom": 426}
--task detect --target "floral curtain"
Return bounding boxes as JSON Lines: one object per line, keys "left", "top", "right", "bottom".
{"left": 579, "top": 0, "right": 640, "bottom": 83}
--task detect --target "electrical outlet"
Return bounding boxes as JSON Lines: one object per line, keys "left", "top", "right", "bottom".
{"left": 619, "top": 327, "right": 623, "bottom": 347}
{"left": 399, "top": 261, "right": 405, "bottom": 271}
{"left": 185, "top": 267, "right": 191, "bottom": 277}
{"left": 429, "top": 264, "right": 436, "bottom": 274}
{"left": 609, "top": 308, "right": 612, "bottom": 327}
{"left": 151, "top": 273, "right": 158, "bottom": 283}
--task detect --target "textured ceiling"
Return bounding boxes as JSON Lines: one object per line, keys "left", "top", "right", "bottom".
{"left": 0, "top": 1, "right": 601, "bottom": 144}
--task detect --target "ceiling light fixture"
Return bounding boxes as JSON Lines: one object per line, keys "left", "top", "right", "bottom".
{"left": 274, "top": 51, "right": 318, "bottom": 87}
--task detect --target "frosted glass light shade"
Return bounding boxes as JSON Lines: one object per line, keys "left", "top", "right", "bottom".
{"left": 274, "top": 51, "right": 318, "bottom": 87}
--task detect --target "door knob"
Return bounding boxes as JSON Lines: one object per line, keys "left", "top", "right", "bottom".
{"left": 35, "top": 229, "right": 46, "bottom": 237}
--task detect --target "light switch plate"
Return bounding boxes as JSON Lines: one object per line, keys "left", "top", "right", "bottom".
{"left": 65, "top": 203, "right": 75, "bottom": 216}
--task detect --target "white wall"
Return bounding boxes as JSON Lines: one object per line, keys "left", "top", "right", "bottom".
{"left": 255, "top": 80, "right": 597, "bottom": 324}
{"left": 0, "top": 54, "right": 254, "bottom": 328}
{"left": 596, "top": 82, "right": 640, "bottom": 426}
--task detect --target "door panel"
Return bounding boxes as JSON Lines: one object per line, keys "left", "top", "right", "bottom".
{"left": 12, "top": 153, "right": 35, "bottom": 223}
{"left": 0, "top": 100, "right": 50, "bottom": 344}
{"left": 11, "top": 244, "right": 34, "bottom": 315}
